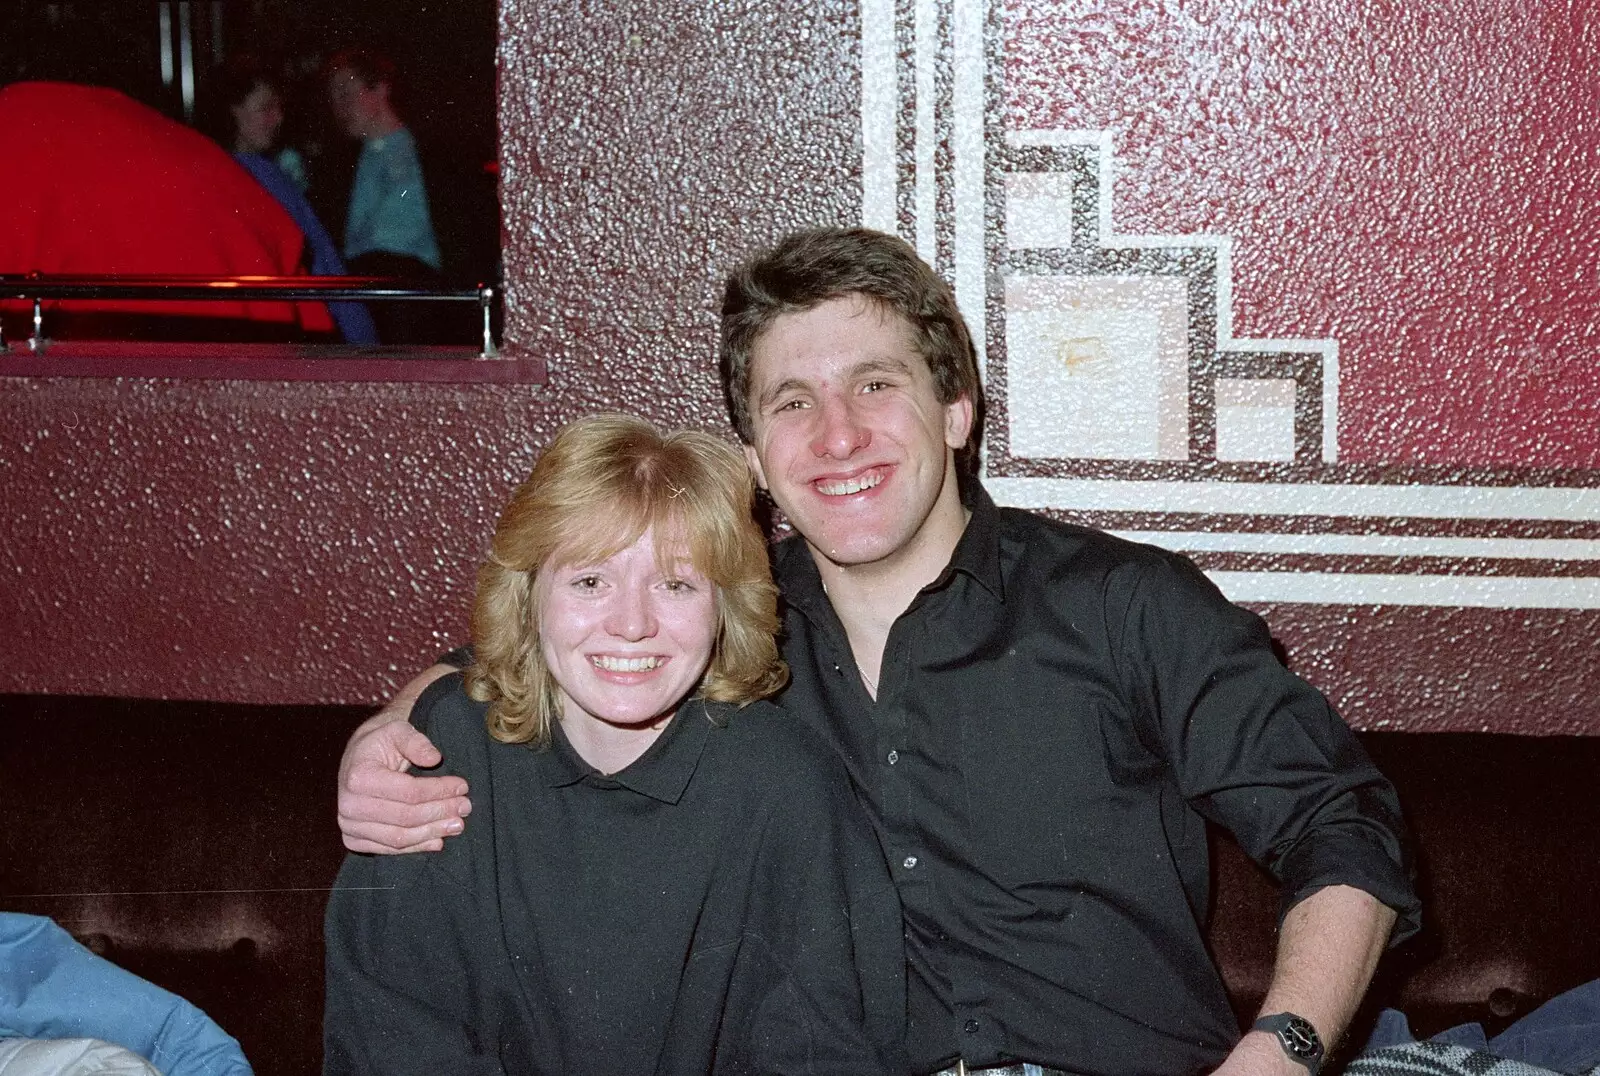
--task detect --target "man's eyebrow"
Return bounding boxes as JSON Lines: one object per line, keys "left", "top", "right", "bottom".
{"left": 756, "top": 377, "right": 809, "bottom": 411}
{"left": 851, "top": 356, "right": 915, "bottom": 380}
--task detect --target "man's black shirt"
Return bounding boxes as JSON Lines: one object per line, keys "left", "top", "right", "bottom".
{"left": 325, "top": 677, "right": 908, "bottom": 1075}
{"left": 771, "top": 484, "right": 1420, "bottom": 1076}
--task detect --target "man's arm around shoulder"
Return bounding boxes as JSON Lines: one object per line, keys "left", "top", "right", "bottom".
{"left": 337, "top": 663, "right": 472, "bottom": 855}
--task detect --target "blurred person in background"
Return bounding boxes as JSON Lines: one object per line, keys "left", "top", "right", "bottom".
{"left": 325, "top": 47, "right": 442, "bottom": 344}
{"left": 201, "top": 57, "right": 378, "bottom": 346}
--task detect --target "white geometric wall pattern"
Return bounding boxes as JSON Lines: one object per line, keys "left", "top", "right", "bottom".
{"left": 854, "top": 0, "right": 1600, "bottom": 610}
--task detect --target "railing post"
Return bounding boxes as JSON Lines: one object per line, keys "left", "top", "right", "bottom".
{"left": 479, "top": 284, "right": 499, "bottom": 358}
{"left": 29, "top": 298, "right": 45, "bottom": 354}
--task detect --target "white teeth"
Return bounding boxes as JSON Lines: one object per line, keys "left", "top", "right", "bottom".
{"left": 816, "top": 471, "right": 883, "bottom": 496}
{"left": 592, "top": 655, "right": 662, "bottom": 672}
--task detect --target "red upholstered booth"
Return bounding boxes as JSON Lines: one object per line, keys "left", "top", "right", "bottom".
{"left": 3, "top": 693, "right": 1597, "bottom": 1075}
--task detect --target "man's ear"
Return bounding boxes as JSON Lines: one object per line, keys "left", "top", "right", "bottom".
{"left": 742, "top": 442, "right": 769, "bottom": 492}
{"left": 943, "top": 393, "right": 974, "bottom": 451}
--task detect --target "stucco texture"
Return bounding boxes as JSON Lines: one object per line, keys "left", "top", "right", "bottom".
{"left": 2, "top": 0, "right": 1596, "bottom": 734}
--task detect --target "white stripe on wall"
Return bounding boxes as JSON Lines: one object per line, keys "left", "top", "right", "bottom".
{"left": 860, "top": 0, "right": 898, "bottom": 232}
{"left": 1111, "top": 530, "right": 1600, "bottom": 561}
{"left": 988, "top": 477, "right": 1600, "bottom": 522}
{"left": 1209, "top": 571, "right": 1600, "bottom": 609}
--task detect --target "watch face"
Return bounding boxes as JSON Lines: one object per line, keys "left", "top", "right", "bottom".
{"left": 1281, "top": 1017, "right": 1321, "bottom": 1059}
{"left": 1256, "top": 1012, "right": 1324, "bottom": 1071}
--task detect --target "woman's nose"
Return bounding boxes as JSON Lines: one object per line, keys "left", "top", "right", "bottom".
{"left": 605, "top": 587, "right": 657, "bottom": 640}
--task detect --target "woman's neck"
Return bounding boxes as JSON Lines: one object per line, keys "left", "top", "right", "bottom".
{"left": 560, "top": 710, "right": 674, "bottom": 776}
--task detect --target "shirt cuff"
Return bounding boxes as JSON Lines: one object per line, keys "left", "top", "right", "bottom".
{"left": 1275, "top": 826, "right": 1422, "bottom": 945}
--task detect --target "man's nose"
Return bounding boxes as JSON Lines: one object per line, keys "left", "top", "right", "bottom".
{"left": 809, "top": 396, "right": 871, "bottom": 459}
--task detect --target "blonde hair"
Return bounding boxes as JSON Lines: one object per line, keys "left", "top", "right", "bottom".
{"left": 465, "top": 413, "right": 788, "bottom": 746}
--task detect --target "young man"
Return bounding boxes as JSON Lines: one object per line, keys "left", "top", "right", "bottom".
{"left": 324, "top": 48, "right": 441, "bottom": 343}
{"left": 337, "top": 228, "right": 1419, "bottom": 1076}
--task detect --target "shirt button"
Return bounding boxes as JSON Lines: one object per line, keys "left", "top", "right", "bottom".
{"left": 902, "top": 855, "right": 918, "bottom": 869}
{"left": 963, "top": 1019, "right": 980, "bottom": 1034}
{"left": 887, "top": 750, "right": 899, "bottom": 764}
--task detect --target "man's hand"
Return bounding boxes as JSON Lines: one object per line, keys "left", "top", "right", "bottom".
{"left": 1210, "top": 1029, "right": 1304, "bottom": 1076}
{"left": 337, "top": 663, "right": 472, "bottom": 854}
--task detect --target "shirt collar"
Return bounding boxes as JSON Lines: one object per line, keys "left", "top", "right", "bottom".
{"left": 538, "top": 698, "right": 711, "bottom": 804}
{"left": 772, "top": 475, "right": 1006, "bottom": 617}
{"left": 942, "top": 475, "right": 1005, "bottom": 600}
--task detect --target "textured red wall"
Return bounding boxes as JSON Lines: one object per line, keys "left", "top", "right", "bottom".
{"left": 986, "top": 0, "right": 1600, "bottom": 733}
{"left": 2, "top": 0, "right": 1596, "bottom": 732}
{"left": 1010, "top": 0, "right": 1600, "bottom": 470}
{"left": 0, "top": 1, "right": 858, "bottom": 706}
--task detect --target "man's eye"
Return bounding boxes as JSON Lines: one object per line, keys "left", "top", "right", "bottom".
{"left": 862, "top": 380, "right": 890, "bottom": 393}
{"left": 773, "top": 397, "right": 807, "bottom": 412}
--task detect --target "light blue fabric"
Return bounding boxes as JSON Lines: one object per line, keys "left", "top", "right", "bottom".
{"left": 343, "top": 126, "right": 441, "bottom": 271}
{"left": 233, "top": 152, "right": 379, "bottom": 345}
{"left": 272, "top": 147, "right": 307, "bottom": 193}
{"left": 1488, "top": 979, "right": 1600, "bottom": 1075}
{"left": 0, "top": 914, "right": 252, "bottom": 1076}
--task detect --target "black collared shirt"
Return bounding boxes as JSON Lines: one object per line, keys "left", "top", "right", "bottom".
{"left": 771, "top": 484, "right": 1420, "bottom": 1076}
{"left": 325, "top": 676, "right": 908, "bottom": 1075}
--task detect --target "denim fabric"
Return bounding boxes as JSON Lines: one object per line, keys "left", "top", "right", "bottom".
{"left": 1362, "top": 978, "right": 1600, "bottom": 1076}
{"left": 0, "top": 915, "right": 251, "bottom": 1076}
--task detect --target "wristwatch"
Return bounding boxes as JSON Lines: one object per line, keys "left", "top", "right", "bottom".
{"left": 1252, "top": 1012, "right": 1324, "bottom": 1074}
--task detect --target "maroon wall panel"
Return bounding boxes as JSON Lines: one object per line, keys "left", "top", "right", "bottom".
{"left": 0, "top": 1, "right": 859, "bottom": 705}
{"left": 3, "top": 377, "right": 540, "bottom": 701}
{"left": 2, "top": 0, "right": 1596, "bottom": 734}
{"left": 1009, "top": 0, "right": 1600, "bottom": 470}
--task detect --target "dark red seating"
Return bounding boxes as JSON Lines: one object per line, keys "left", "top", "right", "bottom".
{"left": 3, "top": 693, "right": 1598, "bottom": 1074}
{"left": 0, "top": 695, "right": 360, "bottom": 1076}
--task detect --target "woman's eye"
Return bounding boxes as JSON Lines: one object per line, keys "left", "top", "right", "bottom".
{"left": 662, "top": 578, "right": 692, "bottom": 593}
{"left": 573, "top": 575, "right": 601, "bottom": 590}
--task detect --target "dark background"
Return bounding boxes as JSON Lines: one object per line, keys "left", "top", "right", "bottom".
{"left": 0, "top": 0, "right": 501, "bottom": 287}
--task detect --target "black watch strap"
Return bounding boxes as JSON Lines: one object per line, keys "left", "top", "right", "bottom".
{"left": 1253, "top": 1012, "right": 1324, "bottom": 1075}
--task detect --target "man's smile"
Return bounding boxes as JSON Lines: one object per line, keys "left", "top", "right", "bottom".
{"left": 813, "top": 467, "right": 888, "bottom": 497}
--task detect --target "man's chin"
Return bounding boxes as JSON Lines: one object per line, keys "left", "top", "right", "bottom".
{"left": 804, "top": 530, "right": 902, "bottom": 571}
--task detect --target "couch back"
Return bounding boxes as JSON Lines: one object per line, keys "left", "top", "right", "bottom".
{"left": 3, "top": 694, "right": 1598, "bottom": 1074}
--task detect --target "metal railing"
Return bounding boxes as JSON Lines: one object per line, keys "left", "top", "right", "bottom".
{"left": 0, "top": 274, "right": 499, "bottom": 357}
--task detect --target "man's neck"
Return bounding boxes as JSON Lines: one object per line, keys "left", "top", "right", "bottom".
{"left": 809, "top": 478, "right": 971, "bottom": 697}
{"left": 364, "top": 113, "right": 403, "bottom": 141}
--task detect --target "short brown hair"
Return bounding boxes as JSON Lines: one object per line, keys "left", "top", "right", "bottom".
{"left": 719, "top": 227, "right": 983, "bottom": 461}
{"left": 465, "top": 413, "right": 787, "bottom": 746}
{"left": 323, "top": 46, "right": 397, "bottom": 91}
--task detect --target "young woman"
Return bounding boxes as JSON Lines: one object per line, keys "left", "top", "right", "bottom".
{"left": 202, "top": 57, "right": 377, "bottom": 345}
{"left": 323, "top": 414, "right": 906, "bottom": 1075}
